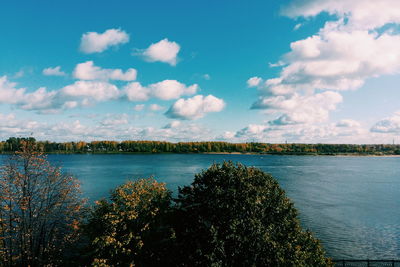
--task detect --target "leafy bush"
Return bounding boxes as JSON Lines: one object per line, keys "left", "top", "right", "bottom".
{"left": 173, "top": 161, "right": 330, "bottom": 266}
{"left": 84, "top": 178, "right": 175, "bottom": 266}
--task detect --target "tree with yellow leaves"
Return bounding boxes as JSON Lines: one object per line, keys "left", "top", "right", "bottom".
{"left": 0, "top": 140, "right": 85, "bottom": 266}
{"left": 84, "top": 178, "right": 174, "bottom": 266}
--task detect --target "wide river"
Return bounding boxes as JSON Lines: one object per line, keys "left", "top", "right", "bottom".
{"left": 13, "top": 154, "right": 400, "bottom": 259}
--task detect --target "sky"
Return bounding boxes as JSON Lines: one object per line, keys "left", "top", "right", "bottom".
{"left": 1, "top": 0, "right": 400, "bottom": 143}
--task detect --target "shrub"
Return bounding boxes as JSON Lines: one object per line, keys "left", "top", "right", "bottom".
{"left": 85, "top": 178, "right": 175, "bottom": 266}
{"left": 172, "top": 161, "right": 330, "bottom": 266}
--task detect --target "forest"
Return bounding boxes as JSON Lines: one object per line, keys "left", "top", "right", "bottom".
{"left": 1, "top": 137, "right": 400, "bottom": 155}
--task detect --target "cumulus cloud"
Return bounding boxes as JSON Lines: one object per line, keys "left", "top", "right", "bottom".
{"left": 162, "top": 120, "right": 181, "bottom": 129}
{"left": 0, "top": 113, "right": 46, "bottom": 139}
{"left": 73, "top": 61, "right": 137, "bottom": 81}
{"left": 0, "top": 75, "right": 201, "bottom": 116}
{"left": 141, "top": 38, "right": 180, "bottom": 66}
{"left": 61, "top": 81, "right": 120, "bottom": 102}
{"left": 80, "top": 28, "right": 129, "bottom": 54}
{"left": 19, "top": 87, "right": 58, "bottom": 111}
{"left": 123, "top": 80, "right": 198, "bottom": 101}
{"left": 165, "top": 95, "right": 225, "bottom": 120}
{"left": 219, "top": 131, "right": 235, "bottom": 140}
{"left": 371, "top": 112, "right": 400, "bottom": 133}
{"left": 254, "top": 24, "right": 400, "bottom": 100}
{"left": 0, "top": 75, "right": 126, "bottom": 113}
{"left": 42, "top": 66, "right": 66, "bottom": 76}
{"left": 0, "top": 76, "right": 62, "bottom": 112}
{"left": 282, "top": 0, "right": 400, "bottom": 30}
{"left": 247, "top": 0, "right": 400, "bottom": 138}
{"left": 247, "top": 77, "right": 262, "bottom": 87}
{"left": 149, "top": 80, "right": 198, "bottom": 100}
{"left": 252, "top": 91, "right": 342, "bottom": 125}
{"left": 235, "top": 124, "right": 268, "bottom": 138}
{"left": 124, "top": 82, "right": 150, "bottom": 101}
{"left": 226, "top": 121, "right": 368, "bottom": 143}
{"left": 336, "top": 119, "right": 361, "bottom": 128}
{"left": 100, "top": 113, "right": 129, "bottom": 126}
{"left": 149, "top": 104, "right": 163, "bottom": 111}
{"left": 0, "top": 76, "right": 28, "bottom": 104}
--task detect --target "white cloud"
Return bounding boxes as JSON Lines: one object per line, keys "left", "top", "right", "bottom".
{"left": 124, "top": 82, "right": 150, "bottom": 101}
{"left": 35, "top": 118, "right": 211, "bottom": 142}
{"left": 141, "top": 38, "right": 180, "bottom": 66}
{"left": 123, "top": 80, "right": 198, "bottom": 101}
{"left": 235, "top": 124, "right": 268, "bottom": 138}
{"left": 61, "top": 81, "right": 120, "bottom": 102}
{"left": 0, "top": 76, "right": 127, "bottom": 113}
{"left": 219, "top": 131, "right": 235, "bottom": 140}
{"left": 80, "top": 28, "right": 129, "bottom": 54}
{"left": 100, "top": 113, "right": 129, "bottom": 126}
{"left": 162, "top": 120, "right": 181, "bottom": 129}
{"left": 203, "top": 74, "right": 211, "bottom": 80}
{"left": 73, "top": 61, "right": 137, "bottom": 81}
{"left": 42, "top": 66, "right": 66, "bottom": 76}
{"left": 149, "top": 104, "right": 163, "bottom": 111}
{"left": 19, "top": 87, "right": 58, "bottom": 111}
{"left": 247, "top": 0, "right": 400, "bottom": 139}
{"left": 256, "top": 25, "right": 400, "bottom": 99}
{"left": 0, "top": 113, "right": 47, "bottom": 139}
{"left": 371, "top": 112, "right": 400, "bottom": 133}
{"left": 252, "top": 91, "right": 343, "bottom": 125}
{"left": 149, "top": 80, "right": 198, "bottom": 100}
{"left": 63, "top": 101, "right": 78, "bottom": 109}
{"left": 247, "top": 77, "right": 262, "bottom": 87}
{"left": 228, "top": 121, "right": 369, "bottom": 143}
{"left": 336, "top": 119, "right": 361, "bottom": 128}
{"left": 0, "top": 76, "right": 61, "bottom": 112}
{"left": 133, "top": 104, "right": 145, "bottom": 111}
{"left": 282, "top": 0, "right": 400, "bottom": 30}
{"left": 268, "top": 61, "right": 286, "bottom": 68}
{"left": 0, "top": 76, "right": 27, "bottom": 104}
{"left": 165, "top": 94, "right": 225, "bottom": 120}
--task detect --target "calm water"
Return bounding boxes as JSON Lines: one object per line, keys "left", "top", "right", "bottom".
{"left": 6, "top": 154, "right": 400, "bottom": 259}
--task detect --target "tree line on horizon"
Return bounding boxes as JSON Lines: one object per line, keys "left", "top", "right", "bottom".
{"left": 2, "top": 137, "right": 400, "bottom": 155}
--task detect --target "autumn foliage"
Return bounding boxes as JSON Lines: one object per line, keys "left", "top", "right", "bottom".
{"left": 0, "top": 141, "right": 85, "bottom": 266}
{"left": 84, "top": 179, "right": 174, "bottom": 266}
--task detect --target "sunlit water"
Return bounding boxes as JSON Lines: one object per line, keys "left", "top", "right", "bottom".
{"left": 3, "top": 154, "right": 399, "bottom": 259}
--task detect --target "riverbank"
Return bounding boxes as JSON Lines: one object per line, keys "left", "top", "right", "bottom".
{"left": 2, "top": 138, "right": 400, "bottom": 156}
{"left": 2, "top": 151, "right": 399, "bottom": 156}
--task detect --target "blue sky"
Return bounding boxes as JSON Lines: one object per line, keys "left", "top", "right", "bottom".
{"left": 1, "top": 0, "right": 400, "bottom": 143}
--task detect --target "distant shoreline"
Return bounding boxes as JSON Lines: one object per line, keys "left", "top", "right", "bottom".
{"left": 2, "top": 151, "right": 398, "bottom": 157}
{"left": 2, "top": 138, "right": 400, "bottom": 156}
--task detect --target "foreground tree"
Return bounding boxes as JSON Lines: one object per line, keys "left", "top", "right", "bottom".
{"left": 173, "top": 162, "right": 331, "bottom": 266}
{"left": 0, "top": 141, "right": 85, "bottom": 266}
{"left": 85, "top": 178, "right": 174, "bottom": 266}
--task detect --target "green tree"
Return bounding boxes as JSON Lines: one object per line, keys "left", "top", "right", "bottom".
{"left": 0, "top": 140, "right": 85, "bottom": 266}
{"left": 173, "top": 162, "right": 331, "bottom": 267}
{"left": 85, "top": 178, "right": 175, "bottom": 266}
